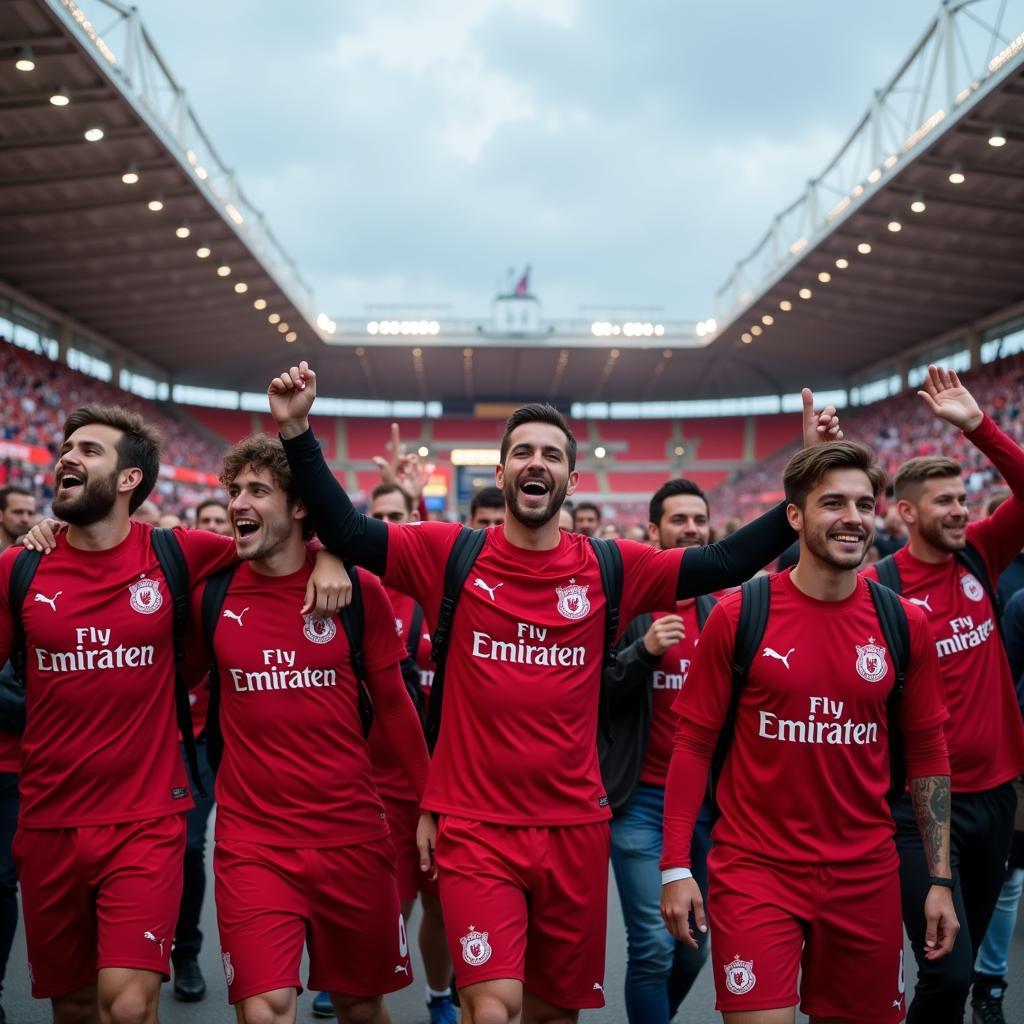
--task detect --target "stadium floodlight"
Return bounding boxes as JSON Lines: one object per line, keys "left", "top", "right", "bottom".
{"left": 83, "top": 126, "right": 104, "bottom": 142}
{"left": 798, "top": 287, "right": 812, "bottom": 300}
{"left": 594, "top": 446, "right": 606, "bottom": 459}
{"left": 887, "top": 218, "right": 902, "bottom": 232}
{"left": 366, "top": 321, "right": 379, "bottom": 334}
{"left": 762, "top": 314, "right": 774, "bottom": 326}
{"left": 857, "top": 242, "right": 872, "bottom": 255}
{"left": 418, "top": 446, "right": 430, "bottom": 458}
{"left": 696, "top": 322, "right": 706, "bottom": 338}
{"left": 988, "top": 128, "right": 1007, "bottom": 147}
{"left": 121, "top": 166, "right": 140, "bottom": 185}
{"left": 278, "top": 323, "right": 290, "bottom": 334}
{"left": 818, "top": 271, "right": 831, "bottom": 283}
{"left": 750, "top": 325, "right": 763, "bottom": 337}
{"left": 195, "top": 244, "right": 211, "bottom": 258}
{"left": 15, "top": 48, "right": 35, "bottom": 72}
{"left": 234, "top": 282, "right": 248, "bottom": 294}
{"left": 835, "top": 258, "right": 849, "bottom": 269}
{"left": 253, "top": 298, "right": 267, "bottom": 310}
{"left": 910, "top": 195, "right": 927, "bottom": 213}
{"left": 216, "top": 264, "right": 231, "bottom": 277}
{"left": 49, "top": 87, "right": 70, "bottom": 106}
{"left": 429, "top": 321, "right": 440, "bottom": 335}
{"left": 674, "top": 445, "right": 686, "bottom": 456}
{"left": 779, "top": 299, "right": 793, "bottom": 312}
{"left": 147, "top": 197, "right": 163, "bottom": 212}
{"left": 175, "top": 224, "right": 191, "bottom": 239}
{"left": 268, "top": 313, "right": 281, "bottom": 324}
{"left": 948, "top": 165, "right": 966, "bottom": 184}
{"left": 741, "top": 333, "right": 753, "bottom": 344}
{"left": 285, "top": 331, "right": 297, "bottom": 343}
{"left": 654, "top": 324, "right": 665, "bottom": 336}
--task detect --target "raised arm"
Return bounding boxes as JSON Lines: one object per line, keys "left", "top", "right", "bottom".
{"left": 269, "top": 362, "right": 389, "bottom": 574}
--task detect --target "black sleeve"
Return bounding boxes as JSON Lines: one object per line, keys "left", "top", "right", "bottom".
{"left": 280, "top": 427, "right": 389, "bottom": 576}
{"left": 1001, "top": 590, "right": 1024, "bottom": 715}
{"left": 676, "top": 500, "right": 794, "bottom": 599}
{"left": 604, "top": 636, "right": 660, "bottom": 712}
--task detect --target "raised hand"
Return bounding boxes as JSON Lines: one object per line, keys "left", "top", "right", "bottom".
{"left": 801, "top": 388, "right": 844, "bottom": 447}
{"left": 268, "top": 361, "right": 317, "bottom": 438}
{"left": 372, "top": 422, "right": 407, "bottom": 488}
{"left": 917, "top": 365, "right": 983, "bottom": 433}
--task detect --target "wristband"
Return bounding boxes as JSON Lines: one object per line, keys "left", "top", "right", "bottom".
{"left": 928, "top": 876, "right": 954, "bottom": 889}
{"left": 661, "top": 867, "right": 693, "bottom": 885}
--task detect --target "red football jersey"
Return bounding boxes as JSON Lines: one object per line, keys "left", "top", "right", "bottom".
{"left": 369, "top": 584, "right": 434, "bottom": 802}
{"left": 199, "top": 561, "right": 409, "bottom": 847}
{"left": 384, "top": 523, "right": 685, "bottom": 826}
{"left": 673, "top": 571, "right": 947, "bottom": 865}
{"left": 0, "top": 523, "right": 235, "bottom": 828}
{"left": 640, "top": 601, "right": 701, "bottom": 787}
{"left": 863, "top": 414, "right": 1024, "bottom": 792}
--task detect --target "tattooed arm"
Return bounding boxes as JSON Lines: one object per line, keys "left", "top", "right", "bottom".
{"left": 910, "top": 774, "right": 959, "bottom": 959}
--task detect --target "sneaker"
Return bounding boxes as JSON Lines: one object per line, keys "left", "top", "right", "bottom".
{"left": 312, "top": 991, "right": 336, "bottom": 1018}
{"left": 427, "top": 994, "right": 457, "bottom": 1024}
{"left": 172, "top": 957, "right": 207, "bottom": 1002}
{"left": 972, "top": 974, "right": 1007, "bottom": 1024}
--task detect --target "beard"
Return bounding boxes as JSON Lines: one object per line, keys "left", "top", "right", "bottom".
{"left": 53, "top": 470, "right": 118, "bottom": 526}
{"left": 803, "top": 524, "right": 873, "bottom": 570}
{"left": 503, "top": 472, "right": 569, "bottom": 529}
{"left": 236, "top": 517, "right": 293, "bottom": 562}
{"left": 918, "top": 516, "right": 966, "bottom": 553}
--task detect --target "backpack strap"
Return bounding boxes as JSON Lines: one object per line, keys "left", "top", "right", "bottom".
{"left": 338, "top": 567, "right": 374, "bottom": 738}
{"left": 199, "top": 564, "right": 237, "bottom": 776}
{"left": 873, "top": 554, "right": 902, "bottom": 595}
{"left": 709, "top": 574, "right": 771, "bottom": 816}
{"left": 866, "top": 578, "right": 910, "bottom": 805}
{"left": 150, "top": 528, "right": 206, "bottom": 799}
{"left": 696, "top": 592, "right": 717, "bottom": 630}
{"left": 406, "top": 602, "right": 425, "bottom": 661}
{"left": 8, "top": 547, "right": 42, "bottom": 687}
{"left": 956, "top": 542, "right": 1002, "bottom": 623}
{"left": 588, "top": 537, "right": 624, "bottom": 669}
{"left": 425, "top": 527, "right": 487, "bottom": 753}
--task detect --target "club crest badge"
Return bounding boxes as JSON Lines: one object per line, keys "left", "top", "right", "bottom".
{"left": 556, "top": 579, "right": 591, "bottom": 620}
{"left": 221, "top": 951, "right": 235, "bottom": 986}
{"left": 303, "top": 614, "right": 337, "bottom": 645}
{"left": 855, "top": 638, "right": 888, "bottom": 682}
{"left": 129, "top": 577, "right": 163, "bottom": 615}
{"left": 460, "top": 926, "right": 492, "bottom": 966}
{"left": 724, "top": 956, "right": 756, "bottom": 995}
{"left": 961, "top": 572, "right": 984, "bottom": 603}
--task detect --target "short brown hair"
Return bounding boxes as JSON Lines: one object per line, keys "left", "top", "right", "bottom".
{"left": 783, "top": 442, "right": 886, "bottom": 508}
{"left": 893, "top": 455, "right": 962, "bottom": 502}
{"left": 371, "top": 482, "right": 413, "bottom": 514}
{"left": 220, "top": 434, "right": 312, "bottom": 538}
{"left": 499, "top": 404, "right": 577, "bottom": 471}
{"left": 62, "top": 405, "right": 162, "bottom": 515}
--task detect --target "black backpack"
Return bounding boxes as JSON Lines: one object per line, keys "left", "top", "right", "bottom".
{"left": 7, "top": 529, "right": 207, "bottom": 797}
{"left": 424, "top": 529, "right": 624, "bottom": 752}
{"left": 199, "top": 562, "right": 373, "bottom": 775}
{"left": 400, "top": 602, "right": 427, "bottom": 726}
{"left": 709, "top": 574, "right": 911, "bottom": 817}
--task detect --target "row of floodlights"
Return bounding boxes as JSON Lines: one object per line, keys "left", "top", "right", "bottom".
{"left": 366, "top": 321, "right": 441, "bottom": 336}
{"left": 591, "top": 322, "right": 666, "bottom": 337}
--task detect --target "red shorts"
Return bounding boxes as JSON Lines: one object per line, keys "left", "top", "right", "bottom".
{"left": 214, "top": 837, "right": 411, "bottom": 1004}
{"left": 708, "top": 845, "right": 906, "bottom": 1022}
{"left": 382, "top": 796, "right": 439, "bottom": 903}
{"left": 13, "top": 814, "right": 186, "bottom": 999}
{"left": 436, "top": 815, "right": 610, "bottom": 1010}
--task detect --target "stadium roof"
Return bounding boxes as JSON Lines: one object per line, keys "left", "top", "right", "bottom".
{"left": 1, "top": 0, "right": 1023, "bottom": 405}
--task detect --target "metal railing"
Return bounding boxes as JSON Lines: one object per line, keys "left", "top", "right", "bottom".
{"left": 715, "top": 0, "right": 1024, "bottom": 327}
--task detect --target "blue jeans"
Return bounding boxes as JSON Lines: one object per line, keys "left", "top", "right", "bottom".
{"left": 610, "top": 783, "right": 711, "bottom": 1024}
{"left": 174, "top": 740, "right": 215, "bottom": 963}
{"left": 975, "top": 867, "right": 1024, "bottom": 978}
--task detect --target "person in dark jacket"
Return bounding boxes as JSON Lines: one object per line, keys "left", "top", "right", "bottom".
{"left": 599, "top": 478, "right": 717, "bottom": 1024}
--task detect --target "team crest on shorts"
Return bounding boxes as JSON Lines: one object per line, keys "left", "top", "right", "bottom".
{"left": 460, "top": 926, "right": 492, "bottom": 966}
{"left": 556, "top": 580, "right": 591, "bottom": 620}
{"left": 723, "top": 956, "right": 756, "bottom": 995}
{"left": 129, "top": 577, "right": 163, "bottom": 614}
{"left": 303, "top": 614, "right": 337, "bottom": 644}
{"left": 855, "top": 638, "right": 887, "bottom": 683}
{"left": 221, "top": 951, "right": 235, "bottom": 986}
{"left": 961, "top": 572, "right": 984, "bottom": 602}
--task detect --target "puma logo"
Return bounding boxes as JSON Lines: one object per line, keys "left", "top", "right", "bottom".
{"left": 393, "top": 964, "right": 409, "bottom": 975}
{"left": 33, "top": 591, "right": 62, "bottom": 612}
{"left": 143, "top": 931, "right": 165, "bottom": 956}
{"left": 222, "top": 607, "right": 249, "bottom": 626}
{"left": 892, "top": 997, "right": 904, "bottom": 1010}
{"left": 909, "top": 595, "right": 932, "bottom": 613}
{"left": 473, "top": 578, "right": 503, "bottom": 602}
{"left": 762, "top": 647, "right": 794, "bottom": 669}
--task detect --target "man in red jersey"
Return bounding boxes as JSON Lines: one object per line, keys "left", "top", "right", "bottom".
{"left": 4, "top": 407, "right": 345, "bottom": 1024}
{"left": 267, "top": 361, "right": 842, "bottom": 1024}
{"left": 862, "top": 366, "right": 1024, "bottom": 1023}
{"left": 193, "top": 436, "right": 430, "bottom": 1024}
{"left": 661, "top": 440, "right": 956, "bottom": 1024}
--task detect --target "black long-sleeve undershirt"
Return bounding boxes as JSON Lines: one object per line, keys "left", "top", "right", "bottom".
{"left": 281, "top": 426, "right": 796, "bottom": 596}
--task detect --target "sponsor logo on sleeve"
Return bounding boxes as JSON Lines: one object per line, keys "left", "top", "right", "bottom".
{"left": 724, "top": 955, "right": 756, "bottom": 995}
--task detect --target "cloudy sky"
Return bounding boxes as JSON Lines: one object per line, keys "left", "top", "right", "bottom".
{"left": 131, "top": 0, "right": 937, "bottom": 322}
